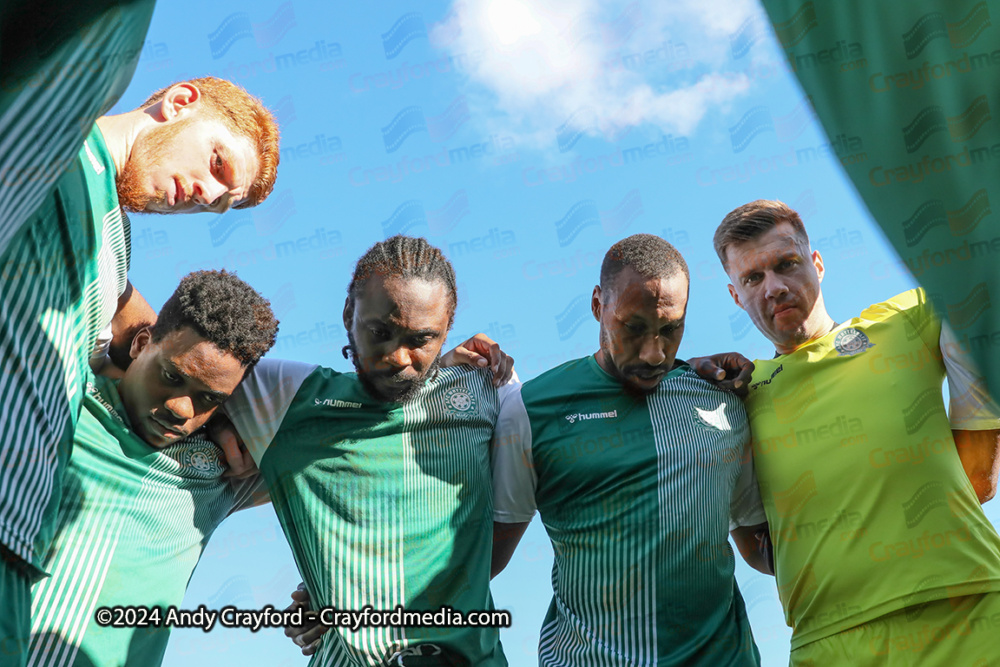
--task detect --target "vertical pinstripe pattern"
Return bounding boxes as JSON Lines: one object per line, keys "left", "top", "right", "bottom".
{"left": 527, "top": 361, "right": 755, "bottom": 666}
{"left": 0, "top": 128, "right": 128, "bottom": 572}
{"left": 27, "top": 376, "right": 242, "bottom": 666}
{"left": 0, "top": 2, "right": 154, "bottom": 253}
{"left": 268, "top": 367, "right": 502, "bottom": 667}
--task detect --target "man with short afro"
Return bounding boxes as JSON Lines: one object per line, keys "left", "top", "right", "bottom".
{"left": 28, "top": 270, "right": 277, "bottom": 667}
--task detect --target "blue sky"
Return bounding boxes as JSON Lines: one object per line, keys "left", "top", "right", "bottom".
{"left": 110, "top": 0, "right": 1000, "bottom": 664}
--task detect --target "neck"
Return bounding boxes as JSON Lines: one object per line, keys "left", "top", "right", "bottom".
{"left": 95, "top": 110, "right": 149, "bottom": 178}
{"left": 773, "top": 311, "right": 837, "bottom": 355}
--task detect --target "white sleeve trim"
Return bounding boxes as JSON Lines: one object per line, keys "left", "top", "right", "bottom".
{"left": 941, "top": 323, "right": 1000, "bottom": 431}
{"left": 225, "top": 358, "right": 318, "bottom": 465}
{"left": 729, "top": 440, "right": 767, "bottom": 530}
{"left": 492, "top": 380, "right": 537, "bottom": 523}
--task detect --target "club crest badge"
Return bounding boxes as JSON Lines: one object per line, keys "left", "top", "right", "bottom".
{"left": 834, "top": 327, "right": 875, "bottom": 357}
{"left": 179, "top": 442, "right": 225, "bottom": 477}
{"left": 444, "top": 386, "right": 477, "bottom": 419}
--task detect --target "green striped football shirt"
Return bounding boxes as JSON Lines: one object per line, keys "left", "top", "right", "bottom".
{"left": 226, "top": 359, "right": 508, "bottom": 666}
{"left": 0, "top": 124, "right": 130, "bottom": 575}
{"left": 493, "top": 357, "right": 765, "bottom": 666}
{"left": 28, "top": 371, "right": 263, "bottom": 667}
{"left": 0, "top": 0, "right": 154, "bottom": 251}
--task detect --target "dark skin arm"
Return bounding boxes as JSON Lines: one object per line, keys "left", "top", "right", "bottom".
{"left": 109, "top": 281, "right": 157, "bottom": 371}
{"left": 491, "top": 521, "right": 530, "bottom": 579}
{"left": 283, "top": 583, "right": 328, "bottom": 656}
{"left": 730, "top": 522, "right": 774, "bottom": 575}
{"left": 440, "top": 333, "right": 515, "bottom": 387}
{"left": 687, "top": 353, "right": 755, "bottom": 397}
{"left": 953, "top": 429, "right": 1000, "bottom": 503}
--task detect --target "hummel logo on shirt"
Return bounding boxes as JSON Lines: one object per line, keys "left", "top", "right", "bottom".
{"left": 314, "top": 398, "right": 362, "bottom": 409}
{"left": 564, "top": 410, "right": 618, "bottom": 424}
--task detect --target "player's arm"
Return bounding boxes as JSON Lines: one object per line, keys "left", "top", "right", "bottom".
{"left": 284, "top": 583, "right": 328, "bottom": 656}
{"left": 728, "top": 409, "right": 772, "bottom": 573}
{"left": 109, "top": 280, "right": 157, "bottom": 370}
{"left": 953, "top": 430, "right": 1000, "bottom": 503}
{"left": 687, "top": 352, "right": 755, "bottom": 396}
{"left": 731, "top": 523, "right": 774, "bottom": 575}
{"left": 90, "top": 280, "right": 158, "bottom": 377}
{"left": 491, "top": 380, "right": 536, "bottom": 578}
{"left": 440, "top": 333, "right": 514, "bottom": 386}
{"left": 207, "top": 413, "right": 259, "bottom": 479}
{"left": 492, "top": 521, "right": 530, "bottom": 578}
{"left": 941, "top": 324, "right": 1000, "bottom": 503}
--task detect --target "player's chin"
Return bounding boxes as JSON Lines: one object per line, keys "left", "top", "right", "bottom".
{"left": 623, "top": 374, "right": 662, "bottom": 395}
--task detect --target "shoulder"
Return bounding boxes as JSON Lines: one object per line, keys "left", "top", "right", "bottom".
{"left": 659, "top": 365, "right": 749, "bottom": 426}
{"left": 860, "top": 288, "right": 931, "bottom": 320}
{"left": 428, "top": 366, "right": 499, "bottom": 416}
{"left": 521, "top": 356, "right": 594, "bottom": 400}
{"left": 161, "top": 435, "right": 230, "bottom": 481}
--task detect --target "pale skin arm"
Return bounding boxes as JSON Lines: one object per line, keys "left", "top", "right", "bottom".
{"left": 953, "top": 429, "right": 1000, "bottom": 503}
{"left": 491, "top": 521, "right": 530, "bottom": 579}
{"left": 730, "top": 522, "right": 774, "bottom": 575}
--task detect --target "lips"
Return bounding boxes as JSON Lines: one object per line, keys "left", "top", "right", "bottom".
{"left": 150, "top": 415, "right": 184, "bottom": 438}
{"left": 772, "top": 303, "right": 797, "bottom": 319}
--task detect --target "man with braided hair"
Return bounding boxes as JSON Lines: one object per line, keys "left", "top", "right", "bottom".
{"left": 0, "top": 76, "right": 280, "bottom": 662}
{"left": 226, "top": 235, "right": 514, "bottom": 666}
{"left": 28, "top": 270, "right": 278, "bottom": 667}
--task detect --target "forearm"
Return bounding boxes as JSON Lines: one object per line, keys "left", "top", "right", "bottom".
{"left": 731, "top": 523, "right": 774, "bottom": 575}
{"left": 953, "top": 429, "right": 1000, "bottom": 503}
{"left": 109, "top": 281, "right": 157, "bottom": 370}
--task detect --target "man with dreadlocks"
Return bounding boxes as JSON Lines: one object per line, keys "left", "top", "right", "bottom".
{"left": 224, "top": 235, "right": 513, "bottom": 666}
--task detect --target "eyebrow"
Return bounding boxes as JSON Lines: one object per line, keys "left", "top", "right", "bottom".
{"left": 362, "top": 318, "right": 442, "bottom": 337}
{"left": 213, "top": 143, "right": 242, "bottom": 212}
{"left": 739, "top": 250, "right": 800, "bottom": 276}
{"left": 163, "top": 361, "right": 231, "bottom": 401}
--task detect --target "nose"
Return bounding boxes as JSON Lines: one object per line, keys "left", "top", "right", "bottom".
{"left": 638, "top": 335, "right": 667, "bottom": 367}
{"left": 384, "top": 346, "right": 412, "bottom": 369}
{"left": 763, "top": 272, "right": 789, "bottom": 300}
{"left": 163, "top": 394, "right": 195, "bottom": 422}
{"left": 193, "top": 178, "right": 228, "bottom": 209}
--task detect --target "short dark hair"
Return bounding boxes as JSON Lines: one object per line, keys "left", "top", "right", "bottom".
{"left": 600, "top": 234, "right": 689, "bottom": 291}
{"left": 347, "top": 235, "right": 458, "bottom": 325}
{"left": 714, "top": 200, "right": 809, "bottom": 270}
{"left": 151, "top": 270, "right": 278, "bottom": 370}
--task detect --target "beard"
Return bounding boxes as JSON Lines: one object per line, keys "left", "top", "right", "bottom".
{"left": 598, "top": 327, "right": 666, "bottom": 397}
{"left": 116, "top": 119, "right": 189, "bottom": 213}
{"left": 345, "top": 331, "right": 441, "bottom": 403}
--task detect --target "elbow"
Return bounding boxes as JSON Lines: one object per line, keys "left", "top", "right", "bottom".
{"left": 972, "top": 473, "right": 997, "bottom": 504}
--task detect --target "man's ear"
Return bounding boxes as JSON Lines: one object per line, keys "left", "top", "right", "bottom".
{"left": 130, "top": 327, "right": 153, "bottom": 360}
{"left": 343, "top": 296, "right": 354, "bottom": 332}
{"left": 728, "top": 284, "right": 744, "bottom": 310}
{"left": 155, "top": 82, "right": 201, "bottom": 122}
{"left": 812, "top": 249, "right": 825, "bottom": 283}
{"left": 591, "top": 285, "right": 602, "bottom": 322}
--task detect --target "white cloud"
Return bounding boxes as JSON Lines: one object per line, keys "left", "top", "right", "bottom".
{"left": 433, "top": 0, "right": 759, "bottom": 149}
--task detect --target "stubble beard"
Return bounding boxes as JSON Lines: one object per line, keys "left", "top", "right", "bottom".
{"left": 345, "top": 331, "right": 440, "bottom": 404}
